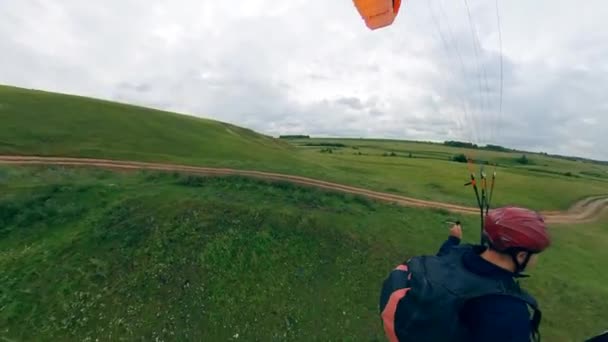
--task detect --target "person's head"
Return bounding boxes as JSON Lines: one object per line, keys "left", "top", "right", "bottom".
{"left": 482, "top": 207, "right": 551, "bottom": 274}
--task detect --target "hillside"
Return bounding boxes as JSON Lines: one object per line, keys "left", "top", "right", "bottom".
{"left": 0, "top": 85, "right": 295, "bottom": 169}
{"left": 1, "top": 166, "right": 606, "bottom": 341}
{"left": 1, "top": 85, "right": 606, "bottom": 210}
{"left": 1, "top": 85, "right": 607, "bottom": 340}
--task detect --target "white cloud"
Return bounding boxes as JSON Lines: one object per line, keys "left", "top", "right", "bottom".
{"left": 1, "top": 0, "right": 607, "bottom": 160}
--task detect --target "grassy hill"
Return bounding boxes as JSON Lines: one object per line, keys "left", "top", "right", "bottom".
{"left": 1, "top": 85, "right": 608, "bottom": 341}
{"left": 0, "top": 85, "right": 296, "bottom": 170}
{"left": 1, "top": 166, "right": 606, "bottom": 341}
{"left": 2, "top": 85, "right": 607, "bottom": 210}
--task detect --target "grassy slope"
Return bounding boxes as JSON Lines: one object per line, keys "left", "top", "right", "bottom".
{"left": 2, "top": 85, "right": 607, "bottom": 211}
{"left": 0, "top": 85, "right": 296, "bottom": 170}
{"left": 1, "top": 166, "right": 606, "bottom": 341}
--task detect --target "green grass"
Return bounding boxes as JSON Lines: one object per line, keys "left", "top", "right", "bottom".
{"left": 286, "top": 139, "right": 608, "bottom": 210}
{"left": 0, "top": 85, "right": 297, "bottom": 170}
{"left": 527, "top": 217, "right": 608, "bottom": 341}
{"left": 1, "top": 166, "right": 606, "bottom": 341}
{"left": 1, "top": 84, "right": 606, "bottom": 342}
{"left": 2, "top": 85, "right": 607, "bottom": 211}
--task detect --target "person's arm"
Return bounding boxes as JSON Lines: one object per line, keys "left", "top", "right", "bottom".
{"left": 437, "top": 223, "right": 462, "bottom": 256}
{"left": 462, "top": 295, "right": 532, "bottom": 342}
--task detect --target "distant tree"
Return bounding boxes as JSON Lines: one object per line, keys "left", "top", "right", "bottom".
{"left": 452, "top": 154, "right": 468, "bottom": 163}
{"left": 484, "top": 144, "right": 510, "bottom": 152}
{"left": 304, "top": 142, "right": 346, "bottom": 147}
{"left": 280, "top": 135, "right": 310, "bottom": 139}
{"left": 516, "top": 154, "right": 530, "bottom": 165}
{"left": 444, "top": 141, "right": 479, "bottom": 149}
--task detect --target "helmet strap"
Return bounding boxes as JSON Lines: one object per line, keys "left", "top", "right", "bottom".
{"left": 509, "top": 250, "right": 532, "bottom": 274}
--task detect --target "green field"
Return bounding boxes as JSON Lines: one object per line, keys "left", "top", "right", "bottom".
{"left": 1, "top": 85, "right": 608, "bottom": 341}
{"left": 0, "top": 86, "right": 297, "bottom": 170}
{"left": 284, "top": 138, "right": 608, "bottom": 210}
{"left": 2, "top": 85, "right": 607, "bottom": 211}
{"left": 1, "top": 166, "right": 606, "bottom": 341}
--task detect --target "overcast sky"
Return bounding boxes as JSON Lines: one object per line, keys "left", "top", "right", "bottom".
{"left": 2, "top": 1, "right": 607, "bottom": 160}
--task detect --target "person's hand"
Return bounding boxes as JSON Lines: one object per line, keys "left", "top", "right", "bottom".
{"left": 449, "top": 223, "right": 463, "bottom": 240}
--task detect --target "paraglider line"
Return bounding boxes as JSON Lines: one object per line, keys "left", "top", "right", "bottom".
{"left": 487, "top": 170, "right": 497, "bottom": 212}
{"left": 436, "top": 0, "right": 478, "bottom": 144}
{"left": 463, "top": 0, "right": 490, "bottom": 144}
{"left": 464, "top": 172, "right": 485, "bottom": 244}
{"left": 427, "top": 0, "right": 476, "bottom": 144}
{"left": 495, "top": 0, "right": 504, "bottom": 143}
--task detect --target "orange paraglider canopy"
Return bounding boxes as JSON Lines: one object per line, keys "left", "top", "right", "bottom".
{"left": 353, "top": 0, "right": 402, "bottom": 30}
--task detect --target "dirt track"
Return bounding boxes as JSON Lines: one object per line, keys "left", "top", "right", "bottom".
{"left": 1, "top": 155, "right": 606, "bottom": 224}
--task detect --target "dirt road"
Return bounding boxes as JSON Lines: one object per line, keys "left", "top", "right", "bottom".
{"left": 1, "top": 155, "right": 606, "bottom": 224}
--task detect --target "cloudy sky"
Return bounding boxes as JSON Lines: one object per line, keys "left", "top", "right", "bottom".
{"left": 2, "top": 1, "right": 607, "bottom": 160}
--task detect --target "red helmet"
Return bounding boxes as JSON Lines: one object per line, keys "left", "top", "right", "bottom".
{"left": 484, "top": 207, "right": 551, "bottom": 253}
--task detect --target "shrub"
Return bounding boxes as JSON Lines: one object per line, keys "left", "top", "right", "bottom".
{"left": 452, "top": 154, "right": 468, "bottom": 163}
{"left": 279, "top": 135, "right": 310, "bottom": 139}
{"left": 516, "top": 155, "right": 530, "bottom": 165}
{"left": 304, "top": 143, "right": 345, "bottom": 147}
{"left": 176, "top": 175, "right": 207, "bottom": 187}
{"left": 444, "top": 141, "right": 478, "bottom": 149}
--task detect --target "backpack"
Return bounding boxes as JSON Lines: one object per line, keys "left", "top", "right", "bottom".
{"left": 379, "top": 245, "right": 541, "bottom": 342}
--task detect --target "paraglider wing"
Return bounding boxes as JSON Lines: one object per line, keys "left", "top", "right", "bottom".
{"left": 353, "top": 0, "right": 402, "bottom": 30}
